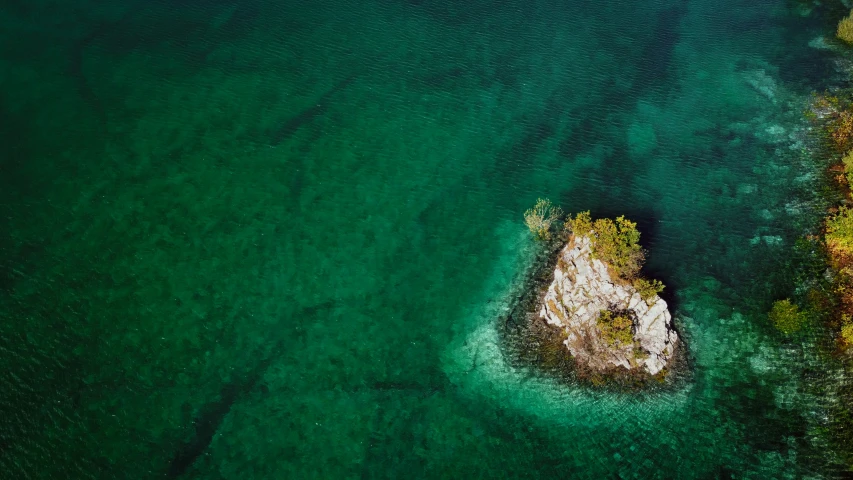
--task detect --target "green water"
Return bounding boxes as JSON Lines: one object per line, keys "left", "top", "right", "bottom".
{"left": 1, "top": 0, "right": 850, "bottom": 477}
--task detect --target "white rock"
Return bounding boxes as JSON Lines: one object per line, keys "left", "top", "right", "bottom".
{"left": 575, "top": 259, "right": 591, "bottom": 277}
{"left": 628, "top": 293, "right": 642, "bottom": 310}
{"left": 539, "top": 235, "right": 678, "bottom": 376}
{"left": 762, "top": 235, "right": 783, "bottom": 246}
{"left": 809, "top": 36, "right": 836, "bottom": 51}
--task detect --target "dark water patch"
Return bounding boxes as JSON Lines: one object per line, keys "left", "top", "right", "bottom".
{"left": 0, "top": 104, "right": 35, "bottom": 195}
{"left": 356, "top": 370, "right": 450, "bottom": 476}
{"left": 65, "top": 0, "right": 161, "bottom": 125}
{"left": 0, "top": 264, "right": 15, "bottom": 295}
{"left": 69, "top": 27, "right": 110, "bottom": 125}
{"left": 489, "top": 50, "right": 525, "bottom": 89}
{"left": 167, "top": 383, "right": 242, "bottom": 477}
{"left": 166, "top": 343, "right": 281, "bottom": 477}
{"left": 696, "top": 361, "right": 815, "bottom": 468}
{"left": 0, "top": 240, "right": 48, "bottom": 296}
{"left": 359, "top": 401, "right": 426, "bottom": 478}
{"left": 515, "top": 120, "right": 556, "bottom": 157}
{"left": 598, "top": 143, "right": 637, "bottom": 190}
{"left": 493, "top": 93, "right": 575, "bottom": 179}
{"left": 774, "top": 21, "right": 838, "bottom": 90}
{"left": 268, "top": 74, "right": 358, "bottom": 146}
{"left": 0, "top": 309, "right": 106, "bottom": 475}
{"left": 393, "top": 0, "right": 491, "bottom": 26}
{"left": 168, "top": 2, "right": 270, "bottom": 73}
{"left": 419, "top": 65, "right": 471, "bottom": 90}
{"left": 69, "top": 0, "right": 264, "bottom": 87}
{"left": 86, "top": 13, "right": 209, "bottom": 56}
{"left": 166, "top": 299, "right": 337, "bottom": 476}
{"left": 557, "top": 114, "right": 599, "bottom": 159}
{"left": 627, "top": 0, "right": 688, "bottom": 97}
{"left": 0, "top": 0, "right": 27, "bottom": 15}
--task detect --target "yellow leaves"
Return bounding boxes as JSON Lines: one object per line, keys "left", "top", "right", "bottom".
{"left": 842, "top": 319, "right": 853, "bottom": 346}
{"left": 567, "top": 212, "right": 649, "bottom": 281}
{"left": 842, "top": 150, "right": 853, "bottom": 185}
{"left": 587, "top": 215, "right": 644, "bottom": 280}
{"left": 597, "top": 310, "right": 634, "bottom": 347}
{"left": 814, "top": 94, "right": 840, "bottom": 110}
{"left": 839, "top": 10, "right": 853, "bottom": 44}
{"left": 633, "top": 278, "right": 665, "bottom": 303}
{"left": 769, "top": 299, "right": 806, "bottom": 335}
{"left": 524, "top": 198, "right": 563, "bottom": 241}
{"left": 830, "top": 111, "right": 853, "bottom": 152}
{"left": 529, "top": 205, "right": 665, "bottom": 320}
{"left": 826, "top": 207, "right": 853, "bottom": 266}
{"left": 564, "top": 211, "right": 593, "bottom": 238}
{"left": 813, "top": 89, "right": 853, "bottom": 152}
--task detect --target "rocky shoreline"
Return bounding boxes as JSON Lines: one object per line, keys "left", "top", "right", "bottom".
{"left": 499, "top": 232, "right": 687, "bottom": 389}
{"left": 540, "top": 235, "right": 678, "bottom": 376}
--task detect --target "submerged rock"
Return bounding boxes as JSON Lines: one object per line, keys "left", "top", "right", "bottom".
{"left": 539, "top": 235, "right": 678, "bottom": 376}
{"left": 743, "top": 69, "right": 779, "bottom": 103}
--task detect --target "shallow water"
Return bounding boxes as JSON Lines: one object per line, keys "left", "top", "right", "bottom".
{"left": 0, "top": 0, "right": 849, "bottom": 477}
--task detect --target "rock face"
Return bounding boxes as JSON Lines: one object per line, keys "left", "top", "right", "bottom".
{"left": 539, "top": 235, "right": 678, "bottom": 375}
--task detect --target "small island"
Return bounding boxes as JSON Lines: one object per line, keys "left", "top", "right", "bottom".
{"left": 515, "top": 200, "right": 680, "bottom": 382}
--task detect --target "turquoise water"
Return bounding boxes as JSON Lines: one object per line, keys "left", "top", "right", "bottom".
{"left": 1, "top": 0, "right": 851, "bottom": 477}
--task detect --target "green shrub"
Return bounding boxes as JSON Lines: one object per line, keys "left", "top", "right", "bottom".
{"left": 633, "top": 278, "right": 665, "bottom": 303}
{"left": 830, "top": 111, "right": 853, "bottom": 152}
{"left": 842, "top": 323, "right": 853, "bottom": 346}
{"left": 769, "top": 299, "right": 806, "bottom": 335}
{"left": 827, "top": 206, "right": 853, "bottom": 262}
{"left": 841, "top": 316, "right": 853, "bottom": 346}
{"left": 524, "top": 198, "right": 563, "bottom": 241}
{"left": 590, "top": 215, "right": 644, "bottom": 279}
{"left": 843, "top": 150, "right": 853, "bottom": 185}
{"left": 839, "top": 10, "right": 853, "bottom": 44}
{"left": 565, "top": 211, "right": 593, "bottom": 238}
{"left": 598, "top": 310, "right": 634, "bottom": 346}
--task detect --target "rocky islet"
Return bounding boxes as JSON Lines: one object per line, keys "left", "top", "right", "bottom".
{"left": 539, "top": 234, "right": 678, "bottom": 376}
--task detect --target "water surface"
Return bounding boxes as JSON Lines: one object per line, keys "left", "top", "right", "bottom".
{"left": 0, "top": 0, "right": 846, "bottom": 477}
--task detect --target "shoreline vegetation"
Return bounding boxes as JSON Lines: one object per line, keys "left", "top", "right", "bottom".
{"left": 792, "top": 8, "right": 853, "bottom": 468}
{"left": 524, "top": 200, "right": 665, "bottom": 300}
{"left": 715, "top": 6, "right": 853, "bottom": 468}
